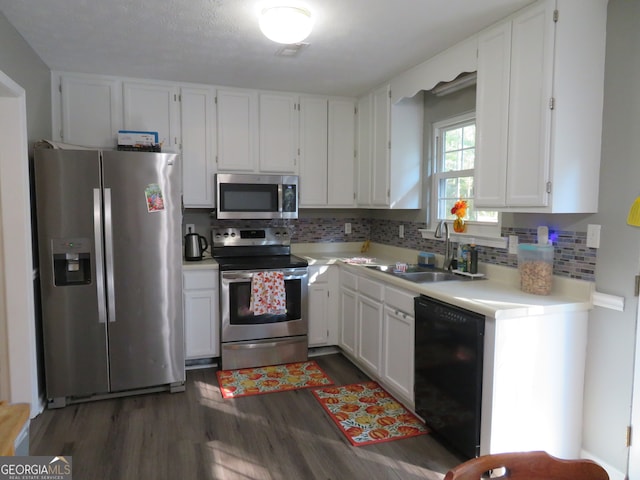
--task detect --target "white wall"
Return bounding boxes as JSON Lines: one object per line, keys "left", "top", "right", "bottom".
{"left": 0, "top": 11, "right": 51, "bottom": 413}
{"left": 0, "top": 74, "right": 40, "bottom": 413}
{"left": 0, "top": 12, "right": 51, "bottom": 147}
{"left": 580, "top": 0, "right": 640, "bottom": 474}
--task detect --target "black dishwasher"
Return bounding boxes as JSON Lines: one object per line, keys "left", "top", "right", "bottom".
{"left": 414, "top": 295, "right": 484, "bottom": 459}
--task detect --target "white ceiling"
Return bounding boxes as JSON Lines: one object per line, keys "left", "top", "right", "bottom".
{"left": 0, "top": 0, "right": 534, "bottom": 97}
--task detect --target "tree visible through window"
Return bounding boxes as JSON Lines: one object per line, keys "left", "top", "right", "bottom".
{"left": 433, "top": 113, "right": 498, "bottom": 224}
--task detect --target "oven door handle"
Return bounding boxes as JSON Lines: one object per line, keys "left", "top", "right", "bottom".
{"left": 221, "top": 269, "right": 308, "bottom": 281}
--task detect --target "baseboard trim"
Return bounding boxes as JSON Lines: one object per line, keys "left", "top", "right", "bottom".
{"left": 581, "top": 449, "right": 626, "bottom": 480}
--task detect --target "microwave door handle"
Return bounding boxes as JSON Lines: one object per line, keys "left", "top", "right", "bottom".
{"left": 278, "top": 183, "right": 283, "bottom": 213}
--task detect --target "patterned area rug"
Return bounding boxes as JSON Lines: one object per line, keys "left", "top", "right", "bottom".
{"left": 216, "top": 360, "right": 334, "bottom": 399}
{"left": 312, "top": 381, "right": 429, "bottom": 446}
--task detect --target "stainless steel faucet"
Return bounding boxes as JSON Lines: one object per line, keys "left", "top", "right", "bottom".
{"left": 434, "top": 220, "right": 453, "bottom": 270}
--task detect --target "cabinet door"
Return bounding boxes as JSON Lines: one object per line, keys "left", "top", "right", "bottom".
{"left": 356, "top": 94, "right": 372, "bottom": 206}
{"left": 60, "top": 75, "right": 121, "bottom": 148}
{"left": 183, "top": 270, "right": 219, "bottom": 359}
{"left": 357, "top": 295, "right": 383, "bottom": 375}
{"left": 475, "top": 22, "right": 511, "bottom": 207}
{"left": 327, "top": 99, "right": 356, "bottom": 207}
{"left": 181, "top": 87, "right": 216, "bottom": 207}
{"left": 382, "top": 306, "right": 414, "bottom": 403}
{"left": 388, "top": 95, "right": 423, "bottom": 209}
{"left": 299, "top": 96, "right": 328, "bottom": 206}
{"left": 217, "top": 88, "right": 257, "bottom": 172}
{"left": 308, "top": 283, "right": 329, "bottom": 346}
{"left": 184, "top": 289, "right": 219, "bottom": 359}
{"left": 123, "top": 81, "right": 180, "bottom": 152}
{"left": 308, "top": 265, "right": 338, "bottom": 346}
{"left": 371, "top": 85, "right": 390, "bottom": 206}
{"left": 339, "top": 286, "right": 358, "bottom": 357}
{"left": 259, "top": 92, "right": 298, "bottom": 173}
{"left": 505, "top": 0, "right": 554, "bottom": 207}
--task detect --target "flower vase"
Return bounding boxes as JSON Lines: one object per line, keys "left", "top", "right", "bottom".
{"left": 453, "top": 218, "right": 466, "bottom": 233}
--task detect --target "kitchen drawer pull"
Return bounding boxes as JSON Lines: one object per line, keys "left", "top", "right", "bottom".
{"left": 225, "top": 337, "right": 305, "bottom": 350}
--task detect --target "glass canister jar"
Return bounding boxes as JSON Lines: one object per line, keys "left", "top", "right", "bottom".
{"left": 517, "top": 243, "right": 554, "bottom": 295}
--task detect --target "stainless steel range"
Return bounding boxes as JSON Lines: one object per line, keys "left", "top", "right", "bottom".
{"left": 212, "top": 227, "right": 309, "bottom": 370}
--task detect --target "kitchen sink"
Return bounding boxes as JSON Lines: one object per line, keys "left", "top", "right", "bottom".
{"left": 393, "top": 270, "right": 460, "bottom": 282}
{"left": 364, "top": 264, "right": 470, "bottom": 283}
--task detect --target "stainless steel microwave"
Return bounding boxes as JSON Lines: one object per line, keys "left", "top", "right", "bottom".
{"left": 215, "top": 173, "right": 299, "bottom": 220}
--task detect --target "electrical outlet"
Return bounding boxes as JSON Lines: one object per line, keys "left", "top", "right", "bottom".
{"left": 508, "top": 235, "right": 519, "bottom": 254}
{"left": 185, "top": 224, "right": 195, "bottom": 235}
{"left": 399, "top": 225, "right": 404, "bottom": 238}
{"left": 345, "top": 223, "right": 352, "bottom": 235}
{"left": 587, "top": 224, "right": 601, "bottom": 248}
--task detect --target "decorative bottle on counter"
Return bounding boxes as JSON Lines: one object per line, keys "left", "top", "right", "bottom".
{"left": 468, "top": 244, "right": 478, "bottom": 274}
{"left": 458, "top": 244, "right": 469, "bottom": 272}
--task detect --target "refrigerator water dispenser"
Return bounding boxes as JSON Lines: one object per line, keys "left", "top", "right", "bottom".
{"left": 51, "top": 238, "right": 91, "bottom": 286}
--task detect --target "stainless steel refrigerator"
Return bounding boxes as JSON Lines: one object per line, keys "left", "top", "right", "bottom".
{"left": 33, "top": 149, "right": 185, "bottom": 408}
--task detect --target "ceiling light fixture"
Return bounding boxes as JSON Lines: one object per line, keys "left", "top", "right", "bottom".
{"left": 259, "top": 5, "right": 313, "bottom": 44}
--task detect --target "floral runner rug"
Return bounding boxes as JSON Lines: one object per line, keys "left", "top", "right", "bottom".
{"left": 311, "top": 381, "right": 429, "bottom": 446}
{"left": 216, "top": 360, "right": 334, "bottom": 399}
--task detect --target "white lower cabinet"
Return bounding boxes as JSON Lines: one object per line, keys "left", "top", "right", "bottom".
{"left": 381, "top": 289, "right": 414, "bottom": 403}
{"left": 183, "top": 269, "right": 219, "bottom": 360}
{"left": 356, "top": 277, "right": 384, "bottom": 375}
{"left": 339, "top": 270, "right": 358, "bottom": 357}
{"left": 308, "top": 265, "right": 338, "bottom": 346}
{"left": 339, "top": 267, "right": 415, "bottom": 406}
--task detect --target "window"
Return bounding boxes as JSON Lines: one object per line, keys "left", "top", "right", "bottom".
{"left": 432, "top": 112, "right": 499, "bottom": 229}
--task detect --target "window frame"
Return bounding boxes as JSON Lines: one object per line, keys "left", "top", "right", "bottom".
{"left": 429, "top": 111, "right": 502, "bottom": 238}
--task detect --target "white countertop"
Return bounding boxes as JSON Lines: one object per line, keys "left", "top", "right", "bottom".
{"left": 293, "top": 242, "right": 594, "bottom": 320}
{"left": 182, "top": 252, "right": 218, "bottom": 270}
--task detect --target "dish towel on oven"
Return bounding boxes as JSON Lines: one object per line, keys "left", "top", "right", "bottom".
{"left": 250, "top": 271, "right": 286, "bottom": 315}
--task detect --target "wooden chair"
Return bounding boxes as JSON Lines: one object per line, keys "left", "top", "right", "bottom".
{"left": 444, "top": 451, "right": 609, "bottom": 480}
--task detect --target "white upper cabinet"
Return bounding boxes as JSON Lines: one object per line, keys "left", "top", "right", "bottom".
{"left": 475, "top": 22, "right": 511, "bottom": 207}
{"left": 371, "top": 85, "right": 391, "bottom": 206}
{"left": 216, "top": 88, "right": 258, "bottom": 172}
{"left": 58, "top": 74, "right": 122, "bottom": 148}
{"left": 327, "top": 98, "right": 356, "bottom": 207}
{"left": 181, "top": 86, "right": 216, "bottom": 208}
{"left": 356, "top": 95, "right": 372, "bottom": 206}
{"left": 357, "top": 84, "right": 423, "bottom": 209}
{"left": 122, "top": 80, "right": 180, "bottom": 152}
{"left": 299, "top": 96, "right": 329, "bottom": 207}
{"left": 258, "top": 92, "right": 298, "bottom": 173}
{"left": 475, "top": 0, "right": 607, "bottom": 213}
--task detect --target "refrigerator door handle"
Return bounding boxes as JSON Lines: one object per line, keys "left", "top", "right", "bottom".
{"left": 93, "top": 188, "right": 108, "bottom": 324}
{"left": 104, "top": 188, "right": 117, "bottom": 323}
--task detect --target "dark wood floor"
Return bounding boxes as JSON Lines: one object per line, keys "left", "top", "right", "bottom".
{"left": 29, "top": 353, "right": 464, "bottom": 480}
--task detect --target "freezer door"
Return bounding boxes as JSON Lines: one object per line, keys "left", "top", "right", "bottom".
{"left": 101, "top": 151, "right": 185, "bottom": 391}
{"left": 33, "top": 149, "right": 110, "bottom": 399}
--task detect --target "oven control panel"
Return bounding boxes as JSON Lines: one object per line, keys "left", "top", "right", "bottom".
{"left": 211, "top": 227, "right": 291, "bottom": 248}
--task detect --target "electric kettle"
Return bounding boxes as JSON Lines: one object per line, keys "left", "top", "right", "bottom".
{"left": 184, "top": 227, "right": 208, "bottom": 261}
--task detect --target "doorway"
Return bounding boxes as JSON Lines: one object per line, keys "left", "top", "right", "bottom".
{"left": 0, "top": 69, "right": 39, "bottom": 414}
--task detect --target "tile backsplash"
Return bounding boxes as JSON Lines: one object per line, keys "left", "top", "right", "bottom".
{"left": 203, "top": 216, "right": 597, "bottom": 281}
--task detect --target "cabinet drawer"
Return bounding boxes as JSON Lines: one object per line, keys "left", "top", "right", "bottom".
{"left": 385, "top": 286, "right": 415, "bottom": 315}
{"left": 358, "top": 276, "right": 384, "bottom": 301}
{"left": 183, "top": 270, "right": 217, "bottom": 290}
{"left": 341, "top": 269, "right": 357, "bottom": 291}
